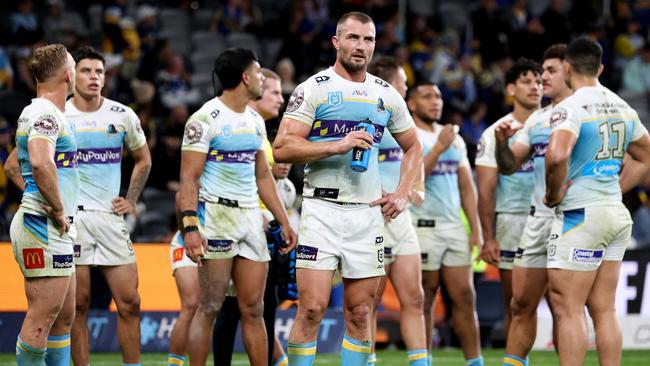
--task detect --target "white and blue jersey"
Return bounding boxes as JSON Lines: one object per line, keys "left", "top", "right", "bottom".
{"left": 66, "top": 99, "right": 146, "bottom": 212}
{"left": 182, "top": 97, "right": 266, "bottom": 207}
{"left": 283, "top": 67, "right": 414, "bottom": 203}
{"left": 410, "top": 124, "right": 469, "bottom": 223}
{"left": 16, "top": 98, "right": 79, "bottom": 216}
{"left": 551, "top": 85, "right": 648, "bottom": 210}
{"left": 475, "top": 113, "right": 534, "bottom": 213}
{"left": 378, "top": 131, "right": 403, "bottom": 193}
{"left": 515, "top": 105, "right": 554, "bottom": 217}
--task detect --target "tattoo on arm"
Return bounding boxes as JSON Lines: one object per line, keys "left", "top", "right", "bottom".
{"left": 496, "top": 140, "right": 516, "bottom": 174}
{"left": 125, "top": 161, "right": 151, "bottom": 204}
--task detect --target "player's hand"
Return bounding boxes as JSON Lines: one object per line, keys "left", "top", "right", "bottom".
{"left": 184, "top": 230, "right": 207, "bottom": 266}
{"left": 370, "top": 191, "right": 408, "bottom": 221}
{"left": 436, "top": 124, "right": 456, "bottom": 152}
{"left": 544, "top": 180, "right": 572, "bottom": 208}
{"left": 112, "top": 197, "right": 136, "bottom": 215}
{"left": 334, "top": 130, "right": 374, "bottom": 155}
{"left": 409, "top": 189, "right": 425, "bottom": 207}
{"left": 495, "top": 120, "right": 522, "bottom": 145}
{"left": 41, "top": 204, "right": 70, "bottom": 235}
{"left": 480, "top": 238, "right": 500, "bottom": 265}
{"left": 470, "top": 230, "right": 482, "bottom": 249}
{"left": 278, "top": 224, "right": 297, "bottom": 253}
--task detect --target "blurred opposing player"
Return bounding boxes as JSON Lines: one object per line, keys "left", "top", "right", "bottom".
{"left": 407, "top": 82, "right": 483, "bottom": 366}
{"left": 179, "top": 48, "right": 296, "bottom": 366}
{"left": 367, "top": 56, "right": 427, "bottom": 366}
{"left": 273, "top": 12, "right": 422, "bottom": 366}
{"left": 544, "top": 37, "right": 650, "bottom": 365}
{"left": 475, "top": 58, "right": 541, "bottom": 336}
{"left": 11, "top": 44, "right": 79, "bottom": 366}
{"left": 67, "top": 46, "right": 151, "bottom": 366}
{"left": 494, "top": 44, "right": 571, "bottom": 366}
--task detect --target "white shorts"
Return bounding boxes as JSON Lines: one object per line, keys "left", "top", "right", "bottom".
{"left": 296, "top": 198, "right": 384, "bottom": 279}
{"left": 495, "top": 212, "right": 528, "bottom": 270}
{"left": 201, "top": 200, "right": 269, "bottom": 262}
{"left": 11, "top": 208, "right": 77, "bottom": 277}
{"left": 383, "top": 210, "right": 420, "bottom": 265}
{"left": 514, "top": 215, "right": 553, "bottom": 269}
{"left": 413, "top": 216, "right": 470, "bottom": 271}
{"left": 75, "top": 210, "right": 135, "bottom": 266}
{"left": 547, "top": 203, "right": 632, "bottom": 271}
{"left": 170, "top": 231, "right": 197, "bottom": 273}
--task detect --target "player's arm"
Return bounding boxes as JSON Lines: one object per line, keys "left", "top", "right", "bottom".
{"left": 620, "top": 153, "right": 650, "bottom": 194}
{"left": 273, "top": 118, "right": 374, "bottom": 164}
{"left": 113, "top": 145, "right": 151, "bottom": 215}
{"left": 255, "top": 150, "right": 297, "bottom": 252}
{"left": 422, "top": 125, "right": 455, "bottom": 176}
{"left": 458, "top": 165, "right": 482, "bottom": 249}
{"left": 410, "top": 163, "right": 426, "bottom": 207}
{"left": 494, "top": 120, "right": 530, "bottom": 175}
{"left": 4, "top": 148, "right": 24, "bottom": 190}
{"left": 476, "top": 165, "right": 499, "bottom": 264}
{"left": 178, "top": 150, "right": 207, "bottom": 264}
{"left": 544, "top": 130, "right": 576, "bottom": 207}
{"left": 28, "top": 138, "right": 68, "bottom": 234}
{"left": 625, "top": 131, "right": 650, "bottom": 188}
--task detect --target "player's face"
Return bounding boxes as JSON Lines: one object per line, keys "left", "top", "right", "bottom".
{"left": 409, "top": 85, "right": 443, "bottom": 124}
{"left": 333, "top": 19, "right": 376, "bottom": 73}
{"left": 511, "top": 71, "right": 542, "bottom": 110}
{"left": 65, "top": 52, "right": 76, "bottom": 96}
{"left": 272, "top": 162, "right": 292, "bottom": 180}
{"left": 75, "top": 58, "right": 105, "bottom": 99}
{"left": 542, "top": 58, "right": 567, "bottom": 99}
{"left": 244, "top": 61, "right": 264, "bottom": 99}
{"left": 389, "top": 67, "right": 408, "bottom": 98}
{"left": 257, "top": 78, "right": 284, "bottom": 119}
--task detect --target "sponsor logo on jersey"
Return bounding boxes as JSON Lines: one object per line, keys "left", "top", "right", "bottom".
{"left": 384, "top": 246, "right": 393, "bottom": 258}
{"left": 352, "top": 90, "right": 367, "bottom": 96}
{"left": 421, "top": 253, "right": 429, "bottom": 263}
{"left": 375, "top": 236, "right": 384, "bottom": 244}
{"left": 53, "top": 254, "right": 74, "bottom": 269}
{"left": 570, "top": 248, "right": 603, "bottom": 264}
{"left": 315, "top": 75, "right": 330, "bottom": 84}
{"left": 207, "top": 240, "right": 233, "bottom": 253}
{"left": 74, "top": 245, "right": 81, "bottom": 258}
{"left": 173, "top": 248, "right": 184, "bottom": 262}
{"left": 374, "top": 78, "right": 389, "bottom": 88}
{"left": 296, "top": 245, "right": 318, "bottom": 261}
{"left": 76, "top": 147, "right": 122, "bottom": 164}
{"left": 431, "top": 160, "right": 459, "bottom": 175}
{"left": 110, "top": 105, "right": 126, "bottom": 113}
{"left": 328, "top": 91, "right": 343, "bottom": 106}
{"left": 23, "top": 248, "right": 45, "bottom": 269}
{"left": 210, "top": 109, "right": 220, "bottom": 119}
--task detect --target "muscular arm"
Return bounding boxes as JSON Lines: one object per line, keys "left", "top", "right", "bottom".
{"left": 124, "top": 145, "right": 151, "bottom": 204}
{"left": 28, "top": 139, "right": 64, "bottom": 212}
{"left": 393, "top": 128, "right": 423, "bottom": 198}
{"left": 625, "top": 133, "right": 650, "bottom": 188}
{"left": 545, "top": 130, "right": 576, "bottom": 207}
{"left": 476, "top": 166, "right": 497, "bottom": 243}
{"left": 4, "top": 149, "right": 24, "bottom": 190}
{"left": 273, "top": 118, "right": 374, "bottom": 164}
{"left": 620, "top": 153, "right": 650, "bottom": 194}
{"left": 178, "top": 151, "right": 206, "bottom": 213}
{"left": 458, "top": 165, "right": 481, "bottom": 243}
{"left": 422, "top": 144, "right": 444, "bottom": 176}
{"left": 496, "top": 140, "right": 532, "bottom": 175}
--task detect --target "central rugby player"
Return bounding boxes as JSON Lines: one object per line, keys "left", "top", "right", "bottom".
{"left": 273, "top": 11, "right": 422, "bottom": 366}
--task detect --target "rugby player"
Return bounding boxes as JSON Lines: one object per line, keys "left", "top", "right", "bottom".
{"left": 544, "top": 36, "right": 650, "bottom": 365}
{"left": 273, "top": 11, "right": 422, "bottom": 366}
{"left": 476, "top": 58, "right": 541, "bottom": 337}
{"left": 11, "top": 44, "right": 79, "bottom": 366}
{"left": 67, "top": 45, "right": 151, "bottom": 366}
{"left": 494, "top": 44, "right": 571, "bottom": 366}
{"left": 179, "top": 48, "right": 296, "bottom": 366}
{"left": 407, "top": 82, "right": 483, "bottom": 366}
{"left": 367, "top": 56, "right": 427, "bottom": 366}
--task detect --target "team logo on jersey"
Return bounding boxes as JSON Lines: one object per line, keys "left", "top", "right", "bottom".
{"left": 374, "top": 78, "right": 389, "bottom": 88}
{"left": 286, "top": 87, "right": 304, "bottom": 113}
{"left": 549, "top": 108, "right": 568, "bottom": 129}
{"left": 315, "top": 75, "right": 330, "bottom": 85}
{"left": 110, "top": 105, "right": 126, "bottom": 113}
{"left": 221, "top": 125, "right": 232, "bottom": 139}
{"left": 106, "top": 124, "right": 118, "bottom": 135}
{"left": 33, "top": 115, "right": 59, "bottom": 136}
{"left": 184, "top": 120, "right": 203, "bottom": 144}
{"left": 328, "top": 91, "right": 343, "bottom": 106}
{"left": 377, "top": 97, "right": 386, "bottom": 112}
{"left": 476, "top": 136, "right": 486, "bottom": 158}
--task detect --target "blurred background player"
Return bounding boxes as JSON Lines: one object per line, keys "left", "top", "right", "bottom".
{"left": 475, "top": 58, "right": 541, "bottom": 338}
{"left": 367, "top": 56, "right": 427, "bottom": 366}
{"left": 544, "top": 36, "right": 650, "bottom": 366}
{"left": 11, "top": 44, "right": 79, "bottom": 366}
{"left": 178, "top": 48, "right": 296, "bottom": 366}
{"left": 494, "top": 44, "right": 571, "bottom": 366}
{"left": 67, "top": 45, "right": 151, "bottom": 366}
{"left": 211, "top": 67, "right": 291, "bottom": 366}
{"left": 406, "top": 82, "right": 483, "bottom": 366}
{"left": 273, "top": 11, "right": 422, "bottom": 366}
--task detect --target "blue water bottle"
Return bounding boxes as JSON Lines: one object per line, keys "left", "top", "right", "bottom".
{"left": 350, "top": 121, "right": 375, "bottom": 172}
{"left": 267, "top": 220, "right": 286, "bottom": 249}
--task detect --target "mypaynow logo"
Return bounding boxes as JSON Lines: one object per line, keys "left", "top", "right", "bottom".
{"left": 76, "top": 147, "right": 122, "bottom": 164}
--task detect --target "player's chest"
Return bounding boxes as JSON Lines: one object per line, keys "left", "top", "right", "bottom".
{"left": 211, "top": 117, "right": 263, "bottom": 150}
{"left": 316, "top": 88, "right": 392, "bottom": 126}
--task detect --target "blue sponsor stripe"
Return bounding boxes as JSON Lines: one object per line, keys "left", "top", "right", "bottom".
{"left": 206, "top": 149, "right": 256, "bottom": 163}
{"left": 378, "top": 148, "right": 402, "bottom": 162}
{"left": 308, "top": 120, "right": 385, "bottom": 143}
{"left": 562, "top": 208, "right": 585, "bottom": 235}
{"left": 23, "top": 213, "right": 48, "bottom": 243}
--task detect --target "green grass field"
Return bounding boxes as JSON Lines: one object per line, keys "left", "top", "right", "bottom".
{"left": 1, "top": 350, "right": 649, "bottom": 365}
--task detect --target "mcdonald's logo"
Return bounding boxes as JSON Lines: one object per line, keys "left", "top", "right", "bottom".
{"left": 23, "top": 248, "right": 45, "bottom": 269}
{"left": 173, "top": 248, "right": 184, "bottom": 263}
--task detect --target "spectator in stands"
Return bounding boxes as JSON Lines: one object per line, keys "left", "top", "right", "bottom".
{"left": 42, "top": 0, "right": 87, "bottom": 49}
{"left": 276, "top": 58, "right": 297, "bottom": 97}
{"left": 632, "top": 179, "right": 650, "bottom": 249}
{"left": 137, "top": 39, "right": 173, "bottom": 84}
{"left": 210, "top": 0, "right": 262, "bottom": 36}
{"left": 155, "top": 53, "right": 201, "bottom": 109}
{"left": 539, "top": 0, "right": 571, "bottom": 47}
{"left": 0, "top": 47, "right": 14, "bottom": 92}
{"left": 14, "top": 36, "right": 47, "bottom": 96}
{"left": 136, "top": 5, "right": 158, "bottom": 54}
{"left": 10, "top": 0, "right": 39, "bottom": 37}
{"left": 471, "top": 0, "right": 511, "bottom": 65}
{"left": 148, "top": 122, "right": 183, "bottom": 192}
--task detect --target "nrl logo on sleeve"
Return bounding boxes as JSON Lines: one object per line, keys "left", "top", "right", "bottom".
{"left": 33, "top": 115, "right": 60, "bottom": 136}
{"left": 286, "top": 87, "right": 304, "bottom": 113}
{"left": 549, "top": 108, "right": 568, "bottom": 129}
{"left": 184, "top": 120, "right": 203, "bottom": 144}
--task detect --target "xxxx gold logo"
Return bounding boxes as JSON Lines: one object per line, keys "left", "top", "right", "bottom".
{"left": 23, "top": 248, "right": 45, "bottom": 269}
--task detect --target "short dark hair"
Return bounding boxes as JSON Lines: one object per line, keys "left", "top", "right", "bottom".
{"left": 336, "top": 12, "right": 374, "bottom": 36}
{"left": 406, "top": 81, "right": 436, "bottom": 102}
{"left": 505, "top": 58, "right": 543, "bottom": 85}
{"left": 368, "top": 56, "right": 400, "bottom": 83}
{"left": 214, "top": 48, "right": 258, "bottom": 90}
{"left": 543, "top": 44, "right": 566, "bottom": 62}
{"left": 72, "top": 45, "right": 105, "bottom": 66}
{"left": 565, "top": 36, "right": 602, "bottom": 76}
